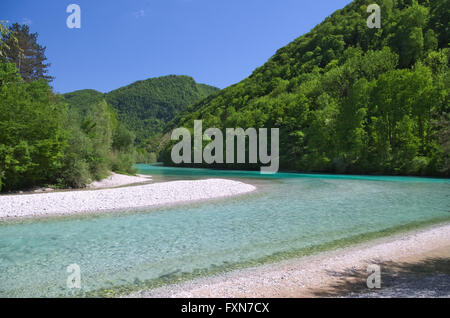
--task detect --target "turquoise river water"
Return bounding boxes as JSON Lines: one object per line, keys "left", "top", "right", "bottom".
{"left": 0, "top": 164, "right": 449, "bottom": 297}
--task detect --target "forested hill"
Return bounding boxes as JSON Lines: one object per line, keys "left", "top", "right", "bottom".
{"left": 63, "top": 89, "right": 105, "bottom": 111}
{"left": 104, "top": 75, "right": 219, "bottom": 144}
{"left": 164, "top": 0, "right": 449, "bottom": 176}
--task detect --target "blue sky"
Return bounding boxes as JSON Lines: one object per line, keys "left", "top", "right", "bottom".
{"left": 1, "top": 0, "right": 353, "bottom": 94}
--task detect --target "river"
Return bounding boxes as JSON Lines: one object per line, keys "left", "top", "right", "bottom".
{"left": 0, "top": 164, "right": 449, "bottom": 297}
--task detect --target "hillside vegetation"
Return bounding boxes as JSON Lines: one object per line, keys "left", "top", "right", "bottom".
{"left": 105, "top": 75, "right": 219, "bottom": 145}
{"left": 163, "top": 0, "right": 449, "bottom": 176}
{"left": 63, "top": 90, "right": 136, "bottom": 186}
{"left": 64, "top": 76, "right": 219, "bottom": 164}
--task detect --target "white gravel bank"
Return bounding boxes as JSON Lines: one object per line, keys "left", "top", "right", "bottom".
{"left": 127, "top": 223, "right": 450, "bottom": 298}
{"left": 88, "top": 172, "right": 152, "bottom": 189}
{"left": 0, "top": 179, "right": 256, "bottom": 220}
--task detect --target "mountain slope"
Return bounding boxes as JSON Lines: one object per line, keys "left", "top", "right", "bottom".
{"left": 63, "top": 89, "right": 106, "bottom": 113}
{"left": 105, "top": 75, "right": 219, "bottom": 144}
{"left": 163, "top": 0, "right": 449, "bottom": 176}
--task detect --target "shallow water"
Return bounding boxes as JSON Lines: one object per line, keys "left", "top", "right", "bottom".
{"left": 0, "top": 165, "right": 449, "bottom": 297}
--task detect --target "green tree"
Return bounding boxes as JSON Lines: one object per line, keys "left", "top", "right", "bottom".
{"left": 1, "top": 23, "right": 53, "bottom": 82}
{"left": 0, "top": 61, "right": 66, "bottom": 190}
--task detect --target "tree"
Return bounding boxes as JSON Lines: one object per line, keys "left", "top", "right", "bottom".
{"left": 0, "top": 61, "right": 66, "bottom": 191}
{"left": 1, "top": 23, "right": 53, "bottom": 82}
{"left": 0, "top": 24, "right": 15, "bottom": 58}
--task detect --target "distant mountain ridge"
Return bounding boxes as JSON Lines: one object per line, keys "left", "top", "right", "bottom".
{"left": 64, "top": 75, "right": 219, "bottom": 145}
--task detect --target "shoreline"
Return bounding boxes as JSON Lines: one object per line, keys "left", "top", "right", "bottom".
{"left": 1, "top": 172, "right": 154, "bottom": 196}
{"left": 0, "top": 179, "right": 256, "bottom": 220}
{"left": 127, "top": 223, "right": 450, "bottom": 298}
{"left": 87, "top": 172, "right": 152, "bottom": 189}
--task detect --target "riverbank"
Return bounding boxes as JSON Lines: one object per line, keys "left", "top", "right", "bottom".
{"left": 128, "top": 223, "right": 450, "bottom": 298}
{"left": 0, "top": 179, "right": 256, "bottom": 220}
{"left": 87, "top": 172, "right": 152, "bottom": 189}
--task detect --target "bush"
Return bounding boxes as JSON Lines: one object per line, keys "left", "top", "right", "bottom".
{"left": 109, "top": 151, "right": 136, "bottom": 174}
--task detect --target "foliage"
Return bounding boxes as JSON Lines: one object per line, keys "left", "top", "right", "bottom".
{"left": 0, "top": 62, "right": 66, "bottom": 191}
{"left": 0, "top": 24, "right": 14, "bottom": 58}
{"left": 163, "top": 0, "right": 449, "bottom": 176}
{"left": 62, "top": 90, "right": 137, "bottom": 186}
{"left": 1, "top": 23, "right": 53, "bottom": 82}
{"left": 105, "top": 75, "right": 218, "bottom": 145}
{"left": 0, "top": 63, "right": 137, "bottom": 191}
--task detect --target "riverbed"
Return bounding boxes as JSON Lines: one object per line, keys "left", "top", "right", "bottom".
{"left": 0, "top": 164, "right": 449, "bottom": 297}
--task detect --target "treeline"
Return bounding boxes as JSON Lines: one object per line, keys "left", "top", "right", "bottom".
{"left": 163, "top": 0, "right": 449, "bottom": 176}
{"left": 0, "top": 24, "right": 135, "bottom": 191}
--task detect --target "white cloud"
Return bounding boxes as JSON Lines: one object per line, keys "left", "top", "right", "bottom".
{"left": 22, "top": 17, "right": 32, "bottom": 25}
{"left": 132, "top": 9, "right": 146, "bottom": 19}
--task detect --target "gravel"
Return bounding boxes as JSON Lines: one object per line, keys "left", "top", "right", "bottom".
{"left": 347, "top": 274, "right": 450, "bottom": 298}
{"left": 0, "top": 179, "right": 256, "bottom": 220}
{"left": 126, "top": 224, "right": 450, "bottom": 298}
{"left": 87, "top": 173, "right": 152, "bottom": 189}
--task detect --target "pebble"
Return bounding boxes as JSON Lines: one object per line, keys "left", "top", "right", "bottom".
{"left": 0, "top": 179, "right": 256, "bottom": 220}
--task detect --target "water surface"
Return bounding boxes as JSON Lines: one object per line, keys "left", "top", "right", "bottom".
{"left": 0, "top": 165, "right": 449, "bottom": 297}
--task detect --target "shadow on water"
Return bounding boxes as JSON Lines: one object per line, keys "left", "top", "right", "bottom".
{"left": 311, "top": 257, "right": 450, "bottom": 298}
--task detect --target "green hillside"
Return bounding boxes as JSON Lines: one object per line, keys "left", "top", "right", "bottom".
{"left": 163, "top": 0, "right": 449, "bottom": 176}
{"left": 105, "top": 75, "right": 219, "bottom": 145}
{"left": 63, "top": 89, "right": 105, "bottom": 112}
